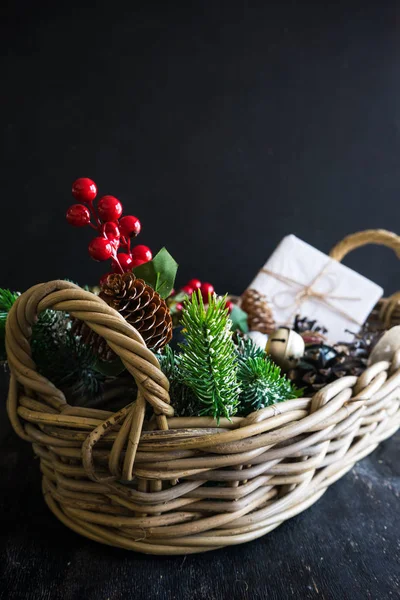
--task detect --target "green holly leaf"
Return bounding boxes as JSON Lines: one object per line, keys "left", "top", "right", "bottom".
{"left": 229, "top": 305, "right": 249, "bottom": 333}
{"left": 132, "top": 247, "right": 178, "bottom": 299}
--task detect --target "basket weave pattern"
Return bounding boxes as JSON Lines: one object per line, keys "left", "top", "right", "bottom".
{"left": 5, "top": 230, "right": 400, "bottom": 555}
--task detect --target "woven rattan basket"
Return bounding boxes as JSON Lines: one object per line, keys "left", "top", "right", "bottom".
{"left": 5, "top": 229, "right": 400, "bottom": 555}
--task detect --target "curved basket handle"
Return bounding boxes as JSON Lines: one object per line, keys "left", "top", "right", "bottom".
{"left": 5, "top": 280, "right": 172, "bottom": 482}
{"left": 329, "top": 229, "right": 400, "bottom": 329}
{"left": 329, "top": 229, "right": 400, "bottom": 262}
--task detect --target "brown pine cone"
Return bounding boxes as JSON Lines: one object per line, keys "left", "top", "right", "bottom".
{"left": 72, "top": 273, "right": 173, "bottom": 362}
{"left": 241, "top": 288, "right": 275, "bottom": 334}
{"left": 293, "top": 315, "right": 328, "bottom": 345}
{"left": 286, "top": 344, "right": 364, "bottom": 396}
{"left": 71, "top": 319, "right": 116, "bottom": 362}
{"left": 287, "top": 325, "right": 381, "bottom": 396}
{"left": 100, "top": 272, "right": 173, "bottom": 352}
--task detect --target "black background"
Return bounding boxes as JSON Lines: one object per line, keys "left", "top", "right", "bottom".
{"left": 1, "top": 2, "right": 399, "bottom": 599}
{"left": 1, "top": 1, "right": 400, "bottom": 295}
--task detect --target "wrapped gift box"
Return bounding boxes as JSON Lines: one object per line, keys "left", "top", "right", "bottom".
{"left": 247, "top": 235, "right": 384, "bottom": 342}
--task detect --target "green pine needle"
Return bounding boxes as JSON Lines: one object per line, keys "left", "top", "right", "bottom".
{"left": 0, "top": 289, "right": 19, "bottom": 312}
{"left": 236, "top": 336, "right": 266, "bottom": 363}
{"left": 156, "top": 345, "right": 198, "bottom": 416}
{"left": 157, "top": 344, "right": 180, "bottom": 383}
{"left": 0, "top": 288, "right": 19, "bottom": 361}
{"left": 237, "top": 338, "right": 302, "bottom": 413}
{"left": 32, "top": 310, "right": 105, "bottom": 400}
{"left": 179, "top": 291, "right": 240, "bottom": 421}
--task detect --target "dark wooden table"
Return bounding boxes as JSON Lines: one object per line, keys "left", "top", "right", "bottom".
{"left": 0, "top": 375, "right": 399, "bottom": 600}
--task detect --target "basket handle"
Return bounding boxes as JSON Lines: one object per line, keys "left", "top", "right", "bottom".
{"left": 329, "top": 229, "right": 400, "bottom": 329}
{"left": 5, "top": 280, "right": 171, "bottom": 482}
{"left": 329, "top": 229, "right": 400, "bottom": 262}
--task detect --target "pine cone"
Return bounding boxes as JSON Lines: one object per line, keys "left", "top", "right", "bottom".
{"left": 241, "top": 289, "right": 275, "bottom": 334}
{"left": 72, "top": 273, "right": 172, "bottom": 362}
{"left": 287, "top": 341, "right": 370, "bottom": 396}
{"left": 71, "top": 319, "right": 116, "bottom": 362}
{"left": 293, "top": 315, "right": 328, "bottom": 345}
{"left": 100, "top": 272, "right": 173, "bottom": 352}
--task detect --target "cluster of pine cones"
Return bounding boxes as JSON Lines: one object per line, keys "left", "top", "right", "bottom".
{"left": 286, "top": 318, "right": 383, "bottom": 395}
{"left": 238, "top": 290, "right": 383, "bottom": 397}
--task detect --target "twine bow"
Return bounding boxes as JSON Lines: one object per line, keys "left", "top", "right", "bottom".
{"left": 261, "top": 262, "right": 362, "bottom": 325}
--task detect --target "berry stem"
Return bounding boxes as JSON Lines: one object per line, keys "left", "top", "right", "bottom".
{"left": 88, "top": 199, "right": 102, "bottom": 229}
{"left": 118, "top": 234, "right": 128, "bottom": 250}
{"left": 111, "top": 250, "right": 124, "bottom": 274}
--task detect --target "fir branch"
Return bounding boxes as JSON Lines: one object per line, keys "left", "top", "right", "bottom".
{"left": 237, "top": 338, "right": 302, "bottom": 414}
{"left": 179, "top": 291, "right": 240, "bottom": 421}
{"left": 156, "top": 345, "right": 198, "bottom": 416}
{"left": 32, "top": 310, "right": 106, "bottom": 400}
{"left": 236, "top": 336, "right": 267, "bottom": 363}
{"left": 157, "top": 344, "right": 180, "bottom": 383}
{"left": 0, "top": 289, "right": 19, "bottom": 361}
{"left": 0, "top": 289, "right": 19, "bottom": 312}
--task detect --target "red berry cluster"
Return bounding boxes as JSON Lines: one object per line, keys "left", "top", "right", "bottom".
{"left": 181, "top": 279, "right": 214, "bottom": 302}
{"left": 172, "top": 279, "right": 231, "bottom": 313}
{"left": 67, "top": 178, "right": 152, "bottom": 277}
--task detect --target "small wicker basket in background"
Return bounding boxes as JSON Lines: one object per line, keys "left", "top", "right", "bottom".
{"left": 5, "top": 229, "right": 400, "bottom": 555}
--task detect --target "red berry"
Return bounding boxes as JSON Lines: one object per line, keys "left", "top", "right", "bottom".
{"left": 226, "top": 300, "right": 234, "bottom": 313}
{"left": 66, "top": 204, "right": 90, "bottom": 227}
{"left": 97, "top": 195, "right": 123, "bottom": 222}
{"left": 131, "top": 245, "right": 152, "bottom": 263}
{"left": 176, "top": 303, "right": 183, "bottom": 312}
{"left": 100, "top": 272, "right": 112, "bottom": 286}
{"left": 187, "top": 278, "right": 202, "bottom": 290}
{"left": 104, "top": 221, "right": 120, "bottom": 239}
{"left": 72, "top": 178, "right": 97, "bottom": 203}
{"left": 131, "top": 258, "right": 146, "bottom": 269}
{"left": 112, "top": 253, "right": 133, "bottom": 272}
{"left": 200, "top": 282, "right": 214, "bottom": 301}
{"left": 169, "top": 288, "right": 176, "bottom": 297}
{"left": 88, "top": 237, "right": 113, "bottom": 261}
{"left": 181, "top": 285, "right": 194, "bottom": 296}
{"left": 119, "top": 215, "right": 141, "bottom": 238}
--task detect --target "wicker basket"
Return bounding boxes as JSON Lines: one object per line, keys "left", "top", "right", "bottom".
{"left": 5, "top": 230, "right": 400, "bottom": 555}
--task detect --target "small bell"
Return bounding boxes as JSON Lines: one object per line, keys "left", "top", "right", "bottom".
{"left": 266, "top": 327, "right": 305, "bottom": 370}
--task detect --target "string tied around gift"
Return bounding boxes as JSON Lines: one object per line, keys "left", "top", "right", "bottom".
{"left": 261, "top": 262, "right": 362, "bottom": 325}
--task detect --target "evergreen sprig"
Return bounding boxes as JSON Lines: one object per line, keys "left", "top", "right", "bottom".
{"left": 32, "top": 310, "right": 105, "bottom": 400}
{"left": 157, "top": 344, "right": 180, "bottom": 383}
{"left": 0, "top": 289, "right": 19, "bottom": 361}
{"left": 236, "top": 336, "right": 266, "bottom": 363}
{"left": 157, "top": 345, "right": 198, "bottom": 416}
{"left": 0, "top": 289, "right": 19, "bottom": 313}
{"left": 179, "top": 291, "right": 240, "bottom": 420}
{"left": 236, "top": 337, "right": 302, "bottom": 413}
